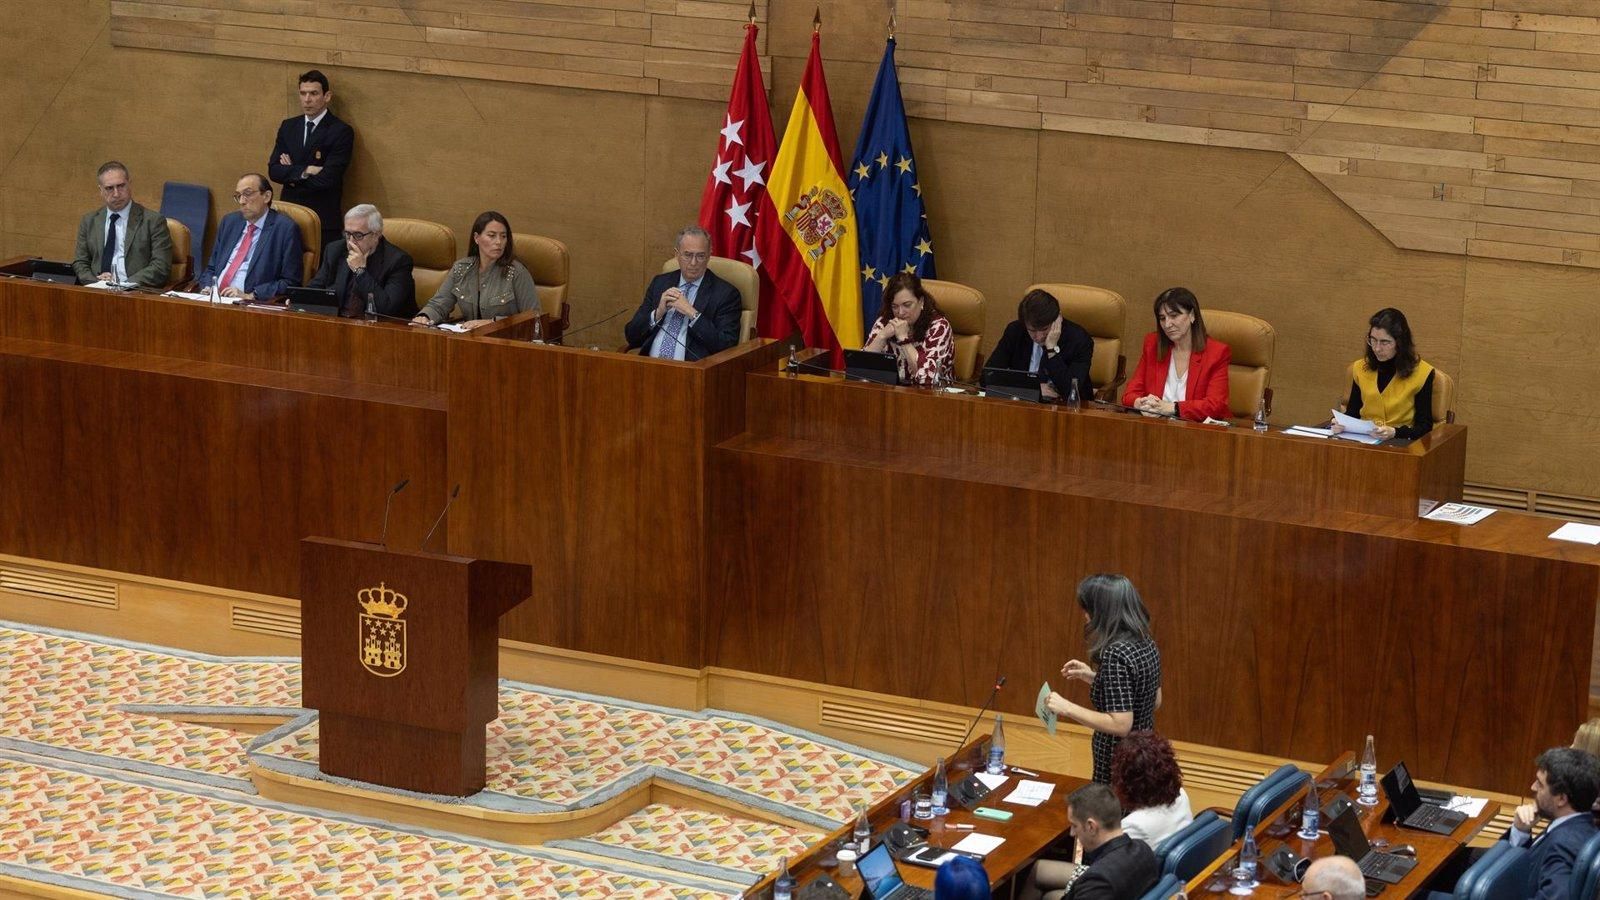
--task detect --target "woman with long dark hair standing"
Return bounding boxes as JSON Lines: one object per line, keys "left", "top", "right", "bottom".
{"left": 1047, "top": 574, "right": 1163, "bottom": 784}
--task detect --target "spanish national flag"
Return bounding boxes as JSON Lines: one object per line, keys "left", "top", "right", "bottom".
{"left": 754, "top": 28, "right": 862, "bottom": 363}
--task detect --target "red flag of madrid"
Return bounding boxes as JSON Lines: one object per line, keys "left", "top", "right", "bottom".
{"left": 697, "top": 20, "right": 776, "bottom": 314}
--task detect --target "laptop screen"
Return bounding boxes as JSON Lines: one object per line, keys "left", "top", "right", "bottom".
{"left": 1326, "top": 805, "right": 1371, "bottom": 859}
{"left": 858, "top": 842, "right": 905, "bottom": 899}
{"left": 1382, "top": 761, "right": 1421, "bottom": 817}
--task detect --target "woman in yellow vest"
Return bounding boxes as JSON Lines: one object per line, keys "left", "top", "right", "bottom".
{"left": 1333, "top": 307, "right": 1434, "bottom": 441}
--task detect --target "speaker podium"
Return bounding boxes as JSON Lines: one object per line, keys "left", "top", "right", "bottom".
{"left": 299, "top": 537, "right": 531, "bottom": 796}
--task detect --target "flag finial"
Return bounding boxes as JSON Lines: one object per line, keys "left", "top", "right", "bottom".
{"left": 813, "top": 6, "right": 821, "bottom": 32}
{"left": 888, "top": 1, "right": 896, "bottom": 39}
{"left": 747, "top": 2, "right": 756, "bottom": 24}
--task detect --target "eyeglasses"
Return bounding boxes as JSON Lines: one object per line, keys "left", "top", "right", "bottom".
{"left": 1367, "top": 336, "right": 1396, "bottom": 348}
{"left": 343, "top": 230, "right": 373, "bottom": 242}
{"left": 678, "top": 251, "right": 710, "bottom": 262}
{"left": 231, "top": 189, "right": 263, "bottom": 202}
{"left": 99, "top": 182, "right": 129, "bottom": 194}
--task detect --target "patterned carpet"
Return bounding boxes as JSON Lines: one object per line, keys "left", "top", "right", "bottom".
{"left": 0, "top": 621, "right": 917, "bottom": 896}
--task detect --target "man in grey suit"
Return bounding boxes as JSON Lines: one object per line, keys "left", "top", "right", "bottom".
{"left": 72, "top": 161, "right": 173, "bottom": 288}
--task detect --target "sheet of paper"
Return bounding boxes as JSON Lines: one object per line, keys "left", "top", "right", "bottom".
{"left": 1003, "top": 779, "right": 1055, "bottom": 807}
{"left": 85, "top": 280, "right": 135, "bottom": 291}
{"left": 438, "top": 322, "right": 473, "bottom": 333}
{"left": 1550, "top": 522, "right": 1600, "bottom": 545}
{"left": 1330, "top": 409, "right": 1376, "bottom": 434}
{"left": 1421, "top": 503, "right": 1496, "bottom": 525}
{"left": 1333, "top": 431, "right": 1383, "bottom": 445}
{"left": 162, "top": 290, "right": 216, "bottom": 302}
{"left": 1035, "top": 682, "right": 1057, "bottom": 737}
{"left": 950, "top": 833, "right": 1005, "bottom": 857}
{"left": 1201, "top": 416, "right": 1231, "bottom": 426}
{"left": 1284, "top": 426, "right": 1333, "bottom": 439}
{"left": 973, "top": 772, "right": 1009, "bottom": 791}
{"left": 1443, "top": 795, "right": 1489, "bottom": 817}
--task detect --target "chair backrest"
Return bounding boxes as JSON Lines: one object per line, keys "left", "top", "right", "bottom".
{"left": 158, "top": 181, "right": 209, "bottom": 274}
{"left": 1028, "top": 282, "right": 1127, "bottom": 391}
{"left": 384, "top": 217, "right": 457, "bottom": 312}
{"left": 1204, "top": 309, "right": 1276, "bottom": 418}
{"left": 1230, "top": 764, "right": 1302, "bottom": 841}
{"left": 922, "top": 278, "right": 985, "bottom": 382}
{"left": 164, "top": 218, "right": 192, "bottom": 287}
{"left": 1443, "top": 841, "right": 1528, "bottom": 900}
{"left": 1245, "top": 769, "right": 1308, "bottom": 836}
{"left": 660, "top": 256, "right": 758, "bottom": 343}
{"left": 1156, "top": 811, "right": 1231, "bottom": 881}
{"left": 1137, "top": 873, "right": 1185, "bottom": 900}
{"left": 516, "top": 234, "right": 570, "bottom": 315}
{"left": 1433, "top": 367, "right": 1456, "bottom": 425}
{"left": 271, "top": 201, "right": 321, "bottom": 284}
{"left": 1566, "top": 830, "right": 1600, "bottom": 900}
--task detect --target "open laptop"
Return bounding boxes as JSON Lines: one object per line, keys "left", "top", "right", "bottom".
{"left": 1382, "top": 761, "right": 1466, "bottom": 835}
{"left": 858, "top": 841, "right": 935, "bottom": 900}
{"left": 979, "top": 367, "right": 1044, "bottom": 403}
{"left": 842, "top": 349, "right": 899, "bottom": 386}
{"left": 1327, "top": 804, "right": 1416, "bottom": 884}
{"left": 0, "top": 258, "right": 77, "bottom": 284}
{"left": 283, "top": 286, "right": 343, "bottom": 316}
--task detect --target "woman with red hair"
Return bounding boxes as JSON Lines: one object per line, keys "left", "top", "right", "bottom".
{"left": 1111, "top": 730, "right": 1193, "bottom": 848}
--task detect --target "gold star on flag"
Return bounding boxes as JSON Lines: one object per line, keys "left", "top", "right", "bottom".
{"left": 875, "top": 151, "right": 889, "bottom": 170}
{"left": 862, "top": 264, "right": 878, "bottom": 281}
{"left": 877, "top": 274, "right": 890, "bottom": 288}
{"left": 915, "top": 238, "right": 933, "bottom": 257}
{"left": 854, "top": 162, "right": 872, "bottom": 180}
{"left": 895, "top": 156, "right": 913, "bottom": 174}
{"left": 902, "top": 263, "right": 916, "bottom": 274}
{"left": 912, "top": 182, "right": 922, "bottom": 197}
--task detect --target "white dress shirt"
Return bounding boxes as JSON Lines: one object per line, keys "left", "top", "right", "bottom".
{"left": 1162, "top": 354, "right": 1188, "bottom": 403}
{"left": 103, "top": 206, "right": 129, "bottom": 283}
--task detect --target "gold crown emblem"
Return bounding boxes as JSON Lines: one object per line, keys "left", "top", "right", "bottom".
{"left": 357, "top": 582, "right": 408, "bottom": 618}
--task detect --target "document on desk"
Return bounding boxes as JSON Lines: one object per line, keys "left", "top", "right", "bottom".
{"left": 438, "top": 323, "right": 473, "bottom": 333}
{"left": 1421, "top": 503, "right": 1496, "bottom": 525}
{"left": 1004, "top": 779, "right": 1055, "bottom": 807}
{"left": 1284, "top": 425, "right": 1333, "bottom": 439}
{"left": 1443, "top": 795, "right": 1489, "bottom": 817}
{"left": 1330, "top": 410, "right": 1384, "bottom": 444}
{"left": 85, "top": 280, "right": 138, "bottom": 291}
{"left": 162, "top": 290, "right": 219, "bottom": 302}
{"left": 974, "top": 773, "right": 1009, "bottom": 791}
{"left": 951, "top": 833, "right": 1005, "bottom": 858}
{"left": 1036, "top": 682, "right": 1057, "bottom": 736}
{"left": 1550, "top": 522, "right": 1600, "bottom": 545}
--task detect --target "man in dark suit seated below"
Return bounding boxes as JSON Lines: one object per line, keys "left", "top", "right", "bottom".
{"left": 307, "top": 203, "right": 415, "bottom": 318}
{"left": 624, "top": 226, "right": 742, "bottom": 362}
{"left": 196, "top": 174, "right": 304, "bottom": 303}
{"left": 983, "top": 288, "right": 1094, "bottom": 401}
{"left": 72, "top": 161, "right": 173, "bottom": 288}
{"left": 1428, "top": 747, "right": 1600, "bottom": 900}
{"left": 1050, "top": 782, "right": 1159, "bottom": 900}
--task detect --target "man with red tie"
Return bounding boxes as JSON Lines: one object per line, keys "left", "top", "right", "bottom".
{"left": 196, "top": 174, "right": 303, "bottom": 302}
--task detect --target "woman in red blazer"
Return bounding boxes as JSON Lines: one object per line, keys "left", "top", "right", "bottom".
{"left": 1120, "top": 287, "right": 1232, "bottom": 422}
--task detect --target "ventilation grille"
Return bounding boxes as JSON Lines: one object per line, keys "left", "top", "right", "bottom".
{"left": 230, "top": 604, "right": 300, "bottom": 641}
{"left": 819, "top": 700, "right": 968, "bottom": 745}
{"left": 1462, "top": 483, "right": 1531, "bottom": 511}
{"left": 1463, "top": 482, "right": 1600, "bottom": 524}
{"left": 1534, "top": 493, "right": 1600, "bottom": 523}
{"left": 0, "top": 566, "right": 118, "bottom": 609}
{"left": 1179, "top": 759, "right": 1286, "bottom": 795}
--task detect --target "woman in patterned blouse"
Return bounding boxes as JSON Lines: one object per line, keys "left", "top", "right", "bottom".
{"left": 1046, "top": 574, "right": 1163, "bottom": 784}
{"left": 862, "top": 272, "right": 954, "bottom": 386}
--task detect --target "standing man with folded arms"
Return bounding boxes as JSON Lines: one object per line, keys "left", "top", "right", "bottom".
{"left": 72, "top": 161, "right": 172, "bottom": 288}
{"left": 268, "top": 69, "right": 353, "bottom": 252}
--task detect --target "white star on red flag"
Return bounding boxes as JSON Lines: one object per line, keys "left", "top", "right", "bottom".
{"left": 696, "top": 22, "right": 778, "bottom": 291}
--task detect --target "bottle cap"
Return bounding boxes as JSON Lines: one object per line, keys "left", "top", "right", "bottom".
{"left": 836, "top": 849, "right": 857, "bottom": 862}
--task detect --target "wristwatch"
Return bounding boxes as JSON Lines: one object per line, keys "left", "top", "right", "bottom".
{"left": 1046, "top": 345, "right": 1059, "bottom": 357}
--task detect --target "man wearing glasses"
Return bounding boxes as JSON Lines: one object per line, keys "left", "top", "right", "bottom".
{"left": 624, "top": 225, "right": 743, "bottom": 362}
{"left": 72, "top": 161, "right": 173, "bottom": 287}
{"left": 1297, "top": 857, "right": 1363, "bottom": 900}
{"left": 196, "top": 174, "right": 303, "bottom": 302}
{"left": 306, "top": 204, "right": 415, "bottom": 318}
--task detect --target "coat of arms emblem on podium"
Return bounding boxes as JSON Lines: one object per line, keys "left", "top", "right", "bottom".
{"left": 358, "top": 582, "right": 408, "bottom": 677}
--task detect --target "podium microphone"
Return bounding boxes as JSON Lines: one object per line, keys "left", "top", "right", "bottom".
{"left": 955, "top": 675, "right": 1008, "bottom": 754}
{"left": 379, "top": 478, "right": 409, "bottom": 548}
{"left": 420, "top": 484, "right": 460, "bottom": 552}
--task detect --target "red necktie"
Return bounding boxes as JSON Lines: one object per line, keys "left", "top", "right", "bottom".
{"left": 219, "top": 223, "right": 257, "bottom": 289}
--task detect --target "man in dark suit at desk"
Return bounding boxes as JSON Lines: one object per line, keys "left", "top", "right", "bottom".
{"left": 72, "top": 161, "right": 173, "bottom": 288}
{"left": 196, "top": 174, "right": 303, "bottom": 302}
{"left": 1057, "top": 782, "right": 1159, "bottom": 900}
{"left": 985, "top": 288, "right": 1094, "bottom": 400}
{"left": 624, "top": 226, "right": 742, "bottom": 362}
{"left": 307, "top": 203, "right": 415, "bottom": 318}
{"left": 268, "top": 69, "right": 354, "bottom": 251}
{"left": 1506, "top": 748, "right": 1599, "bottom": 900}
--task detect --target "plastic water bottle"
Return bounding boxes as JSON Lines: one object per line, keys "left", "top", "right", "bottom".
{"left": 986, "top": 715, "right": 1006, "bottom": 775}
{"left": 773, "top": 858, "right": 795, "bottom": 900}
{"left": 852, "top": 808, "right": 871, "bottom": 855}
{"left": 1232, "top": 830, "right": 1260, "bottom": 891}
{"left": 1253, "top": 397, "right": 1268, "bottom": 431}
{"left": 1358, "top": 735, "right": 1379, "bottom": 806}
{"left": 1299, "top": 778, "right": 1321, "bottom": 839}
{"left": 364, "top": 296, "right": 378, "bottom": 324}
{"left": 931, "top": 757, "right": 950, "bottom": 815}
{"left": 1067, "top": 378, "right": 1081, "bottom": 407}
{"left": 787, "top": 345, "right": 799, "bottom": 372}
{"left": 208, "top": 281, "right": 220, "bottom": 306}
{"left": 531, "top": 316, "right": 544, "bottom": 343}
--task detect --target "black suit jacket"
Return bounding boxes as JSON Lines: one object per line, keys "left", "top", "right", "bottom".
{"left": 624, "top": 268, "right": 743, "bottom": 362}
{"left": 1516, "top": 815, "right": 1598, "bottom": 900}
{"left": 307, "top": 237, "right": 416, "bottom": 318}
{"left": 1068, "top": 834, "right": 1159, "bottom": 900}
{"left": 268, "top": 112, "right": 354, "bottom": 240}
{"left": 985, "top": 316, "right": 1095, "bottom": 398}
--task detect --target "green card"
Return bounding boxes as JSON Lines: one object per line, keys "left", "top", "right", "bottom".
{"left": 1036, "top": 681, "right": 1057, "bottom": 736}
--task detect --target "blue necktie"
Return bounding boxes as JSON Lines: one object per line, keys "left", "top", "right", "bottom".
{"left": 653, "top": 283, "right": 693, "bottom": 359}
{"left": 102, "top": 212, "right": 119, "bottom": 280}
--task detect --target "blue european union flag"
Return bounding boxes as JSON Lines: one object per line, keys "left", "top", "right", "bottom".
{"left": 848, "top": 38, "right": 935, "bottom": 337}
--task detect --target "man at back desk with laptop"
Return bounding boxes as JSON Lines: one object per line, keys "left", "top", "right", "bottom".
{"left": 1426, "top": 747, "right": 1599, "bottom": 900}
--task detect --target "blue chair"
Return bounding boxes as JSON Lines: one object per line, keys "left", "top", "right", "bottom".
{"left": 1228, "top": 764, "right": 1305, "bottom": 841}
{"left": 1137, "top": 873, "right": 1184, "bottom": 900}
{"left": 1156, "top": 811, "right": 1232, "bottom": 881}
{"left": 159, "top": 181, "right": 210, "bottom": 278}
{"left": 1568, "top": 830, "right": 1600, "bottom": 900}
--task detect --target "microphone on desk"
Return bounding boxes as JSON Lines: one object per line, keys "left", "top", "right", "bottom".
{"left": 557, "top": 307, "right": 630, "bottom": 345}
{"left": 378, "top": 478, "right": 409, "bottom": 549}
{"left": 420, "top": 484, "right": 460, "bottom": 552}
{"left": 947, "top": 675, "right": 1008, "bottom": 808}
{"left": 955, "top": 674, "right": 1008, "bottom": 755}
